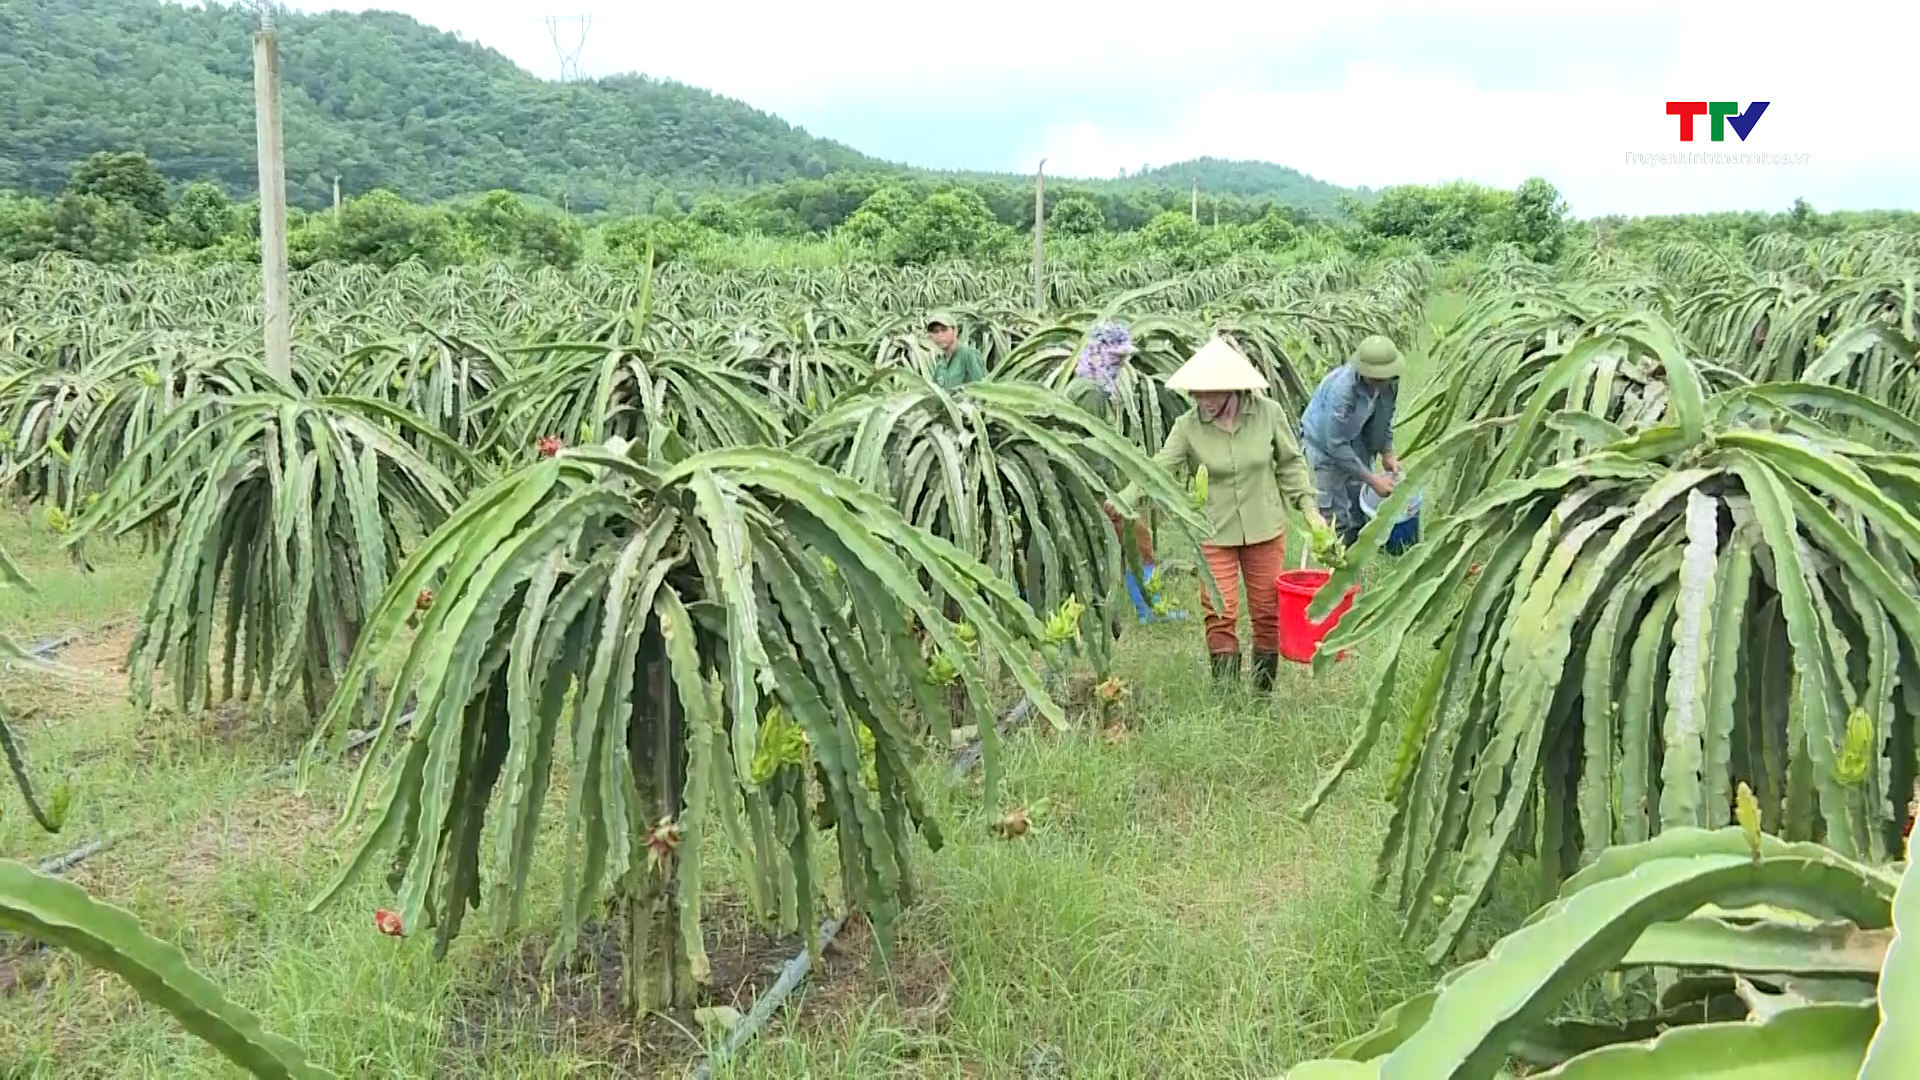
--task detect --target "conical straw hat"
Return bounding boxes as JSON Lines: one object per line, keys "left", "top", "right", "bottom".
{"left": 1166, "top": 338, "right": 1269, "bottom": 392}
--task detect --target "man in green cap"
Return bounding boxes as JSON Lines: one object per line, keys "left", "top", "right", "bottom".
{"left": 1300, "top": 334, "right": 1407, "bottom": 546}
{"left": 926, "top": 311, "right": 986, "bottom": 389}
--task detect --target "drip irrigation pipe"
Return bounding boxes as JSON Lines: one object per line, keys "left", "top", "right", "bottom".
{"left": 25, "top": 632, "right": 80, "bottom": 661}
{"left": 32, "top": 838, "right": 109, "bottom": 876}
{"left": 691, "top": 669, "right": 1055, "bottom": 1072}
{"left": 689, "top": 914, "right": 847, "bottom": 1080}
{"left": 949, "top": 671, "right": 1061, "bottom": 782}
{"left": 689, "top": 672, "right": 1055, "bottom": 1072}
{"left": 3, "top": 630, "right": 81, "bottom": 672}
{"left": 30, "top": 708, "right": 417, "bottom": 878}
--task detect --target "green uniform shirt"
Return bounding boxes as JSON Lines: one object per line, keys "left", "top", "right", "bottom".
{"left": 1132, "top": 394, "right": 1317, "bottom": 547}
{"left": 933, "top": 343, "right": 986, "bottom": 388}
{"left": 1066, "top": 375, "right": 1109, "bottom": 417}
{"left": 1066, "top": 375, "right": 1122, "bottom": 486}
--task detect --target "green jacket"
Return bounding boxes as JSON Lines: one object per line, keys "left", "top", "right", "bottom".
{"left": 933, "top": 343, "right": 986, "bottom": 388}
{"left": 1066, "top": 375, "right": 1123, "bottom": 486}
{"left": 1066, "top": 375, "right": 1110, "bottom": 418}
{"left": 1132, "top": 393, "right": 1317, "bottom": 547}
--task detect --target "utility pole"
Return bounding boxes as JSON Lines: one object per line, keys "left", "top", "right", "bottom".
{"left": 1191, "top": 179, "right": 1198, "bottom": 223}
{"left": 1031, "top": 158, "right": 1046, "bottom": 314}
{"left": 253, "top": 5, "right": 291, "bottom": 381}
{"left": 333, "top": 175, "right": 341, "bottom": 218}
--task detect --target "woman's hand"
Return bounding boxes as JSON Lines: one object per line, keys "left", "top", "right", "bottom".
{"left": 1305, "top": 509, "right": 1346, "bottom": 569}
{"left": 1381, "top": 450, "right": 1401, "bottom": 475}
{"left": 1368, "top": 472, "right": 1398, "bottom": 498}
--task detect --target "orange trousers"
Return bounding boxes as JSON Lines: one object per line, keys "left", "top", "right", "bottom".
{"left": 1199, "top": 535, "right": 1285, "bottom": 655}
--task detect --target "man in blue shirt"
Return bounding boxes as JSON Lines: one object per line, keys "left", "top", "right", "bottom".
{"left": 1300, "top": 335, "right": 1406, "bottom": 545}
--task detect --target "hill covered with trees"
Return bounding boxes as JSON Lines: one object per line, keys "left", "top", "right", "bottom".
{"left": 0, "top": 0, "right": 879, "bottom": 212}
{"left": 0, "top": 0, "right": 1366, "bottom": 217}
{"left": 1122, "top": 158, "right": 1371, "bottom": 206}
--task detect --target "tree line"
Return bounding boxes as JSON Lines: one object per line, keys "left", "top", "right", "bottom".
{"left": 4, "top": 150, "right": 1915, "bottom": 273}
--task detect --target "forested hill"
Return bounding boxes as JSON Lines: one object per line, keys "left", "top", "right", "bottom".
{"left": 1124, "top": 158, "right": 1371, "bottom": 205}
{"left": 0, "top": 0, "right": 1363, "bottom": 217}
{"left": 0, "top": 0, "right": 880, "bottom": 212}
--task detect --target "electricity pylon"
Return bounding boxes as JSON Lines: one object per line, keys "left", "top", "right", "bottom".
{"left": 545, "top": 15, "right": 591, "bottom": 82}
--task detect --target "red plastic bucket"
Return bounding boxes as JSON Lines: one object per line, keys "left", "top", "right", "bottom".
{"left": 1275, "top": 570, "right": 1358, "bottom": 663}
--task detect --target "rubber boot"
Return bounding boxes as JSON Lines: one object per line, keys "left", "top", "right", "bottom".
{"left": 1210, "top": 652, "right": 1241, "bottom": 685}
{"left": 1125, "top": 562, "right": 1155, "bottom": 621}
{"left": 1151, "top": 564, "right": 1185, "bottom": 621}
{"left": 1335, "top": 511, "right": 1364, "bottom": 550}
{"left": 1251, "top": 651, "right": 1280, "bottom": 691}
{"left": 1126, "top": 563, "right": 1186, "bottom": 623}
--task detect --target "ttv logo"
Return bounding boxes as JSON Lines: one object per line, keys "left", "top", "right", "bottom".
{"left": 1666, "top": 101, "right": 1769, "bottom": 142}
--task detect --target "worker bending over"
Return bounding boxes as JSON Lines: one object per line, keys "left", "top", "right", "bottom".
{"left": 1299, "top": 335, "right": 1405, "bottom": 546}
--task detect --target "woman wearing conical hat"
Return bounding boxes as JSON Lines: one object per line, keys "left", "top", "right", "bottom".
{"left": 1123, "top": 337, "right": 1326, "bottom": 688}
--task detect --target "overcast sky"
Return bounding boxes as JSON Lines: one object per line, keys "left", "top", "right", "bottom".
{"left": 284, "top": 0, "right": 1914, "bottom": 217}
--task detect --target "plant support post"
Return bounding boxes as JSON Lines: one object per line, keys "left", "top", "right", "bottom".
{"left": 1031, "top": 158, "right": 1046, "bottom": 314}
{"left": 253, "top": 17, "right": 292, "bottom": 380}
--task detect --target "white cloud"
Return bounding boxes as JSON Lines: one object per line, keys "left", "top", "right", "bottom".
{"left": 286, "top": 0, "right": 1676, "bottom": 97}
{"left": 1027, "top": 2, "right": 1918, "bottom": 214}
{"left": 285, "top": 0, "right": 1919, "bottom": 214}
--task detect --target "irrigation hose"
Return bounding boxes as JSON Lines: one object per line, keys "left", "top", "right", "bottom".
{"left": 687, "top": 671, "right": 1050, "bottom": 1072}
{"left": 949, "top": 671, "right": 1060, "bottom": 782}
{"left": 14, "top": 631, "right": 79, "bottom": 665}
{"left": 688, "top": 914, "right": 847, "bottom": 1080}
{"left": 32, "top": 837, "right": 112, "bottom": 876}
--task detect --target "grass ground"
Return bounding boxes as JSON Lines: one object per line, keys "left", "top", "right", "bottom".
{"left": 0, "top": 514, "right": 1446, "bottom": 1078}
{"left": 0, "top": 300, "right": 1480, "bottom": 1078}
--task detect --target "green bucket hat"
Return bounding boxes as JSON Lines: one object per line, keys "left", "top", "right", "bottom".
{"left": 925, "top": 311, "right": 959, "bottom": 331}
{"left": 1351, "top": 334, "right": 1406, "bottom": 380}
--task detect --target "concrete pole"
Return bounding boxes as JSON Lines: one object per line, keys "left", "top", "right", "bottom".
{"left": 253, "top": 21, "right": 292, "bottom": 381}
{"left": 1031, "top": 158, "right": 1046, "bottom": 314}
